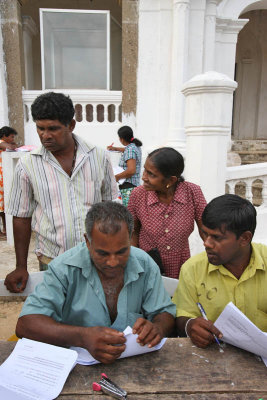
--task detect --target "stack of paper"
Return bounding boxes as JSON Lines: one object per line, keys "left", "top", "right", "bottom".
{"left": 71, "top": 326, "right": 166, "bottom": 365}
{"left": 0, "top": 339, "right": 77, "bottom": 400}
{"left": 214, "top": 302, "right": 267, "bottom": 366}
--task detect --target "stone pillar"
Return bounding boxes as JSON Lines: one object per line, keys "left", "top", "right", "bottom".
{"left": 182, "top": 71, "right": 237, "bottom": 202}
{"left": 0, "top": 0, "right": 24, "bottom": 143}
{"left": 121, "top": 0, "right": 139, "bottom": 128}
{"left": 166, "top": 0, "right": 190, "bottom": 153}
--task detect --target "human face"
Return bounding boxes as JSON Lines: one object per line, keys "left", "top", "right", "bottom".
{"left": 142, "top": 157, "right": 170, "bottom": 192}
{"left": 3, "top": 134, "right": 16, "bottom": 144}
{"left": 36, "top": 119, "right": 75, "bottom": 153}
{"left": 85, "top": 222, "right": 131, "bottom": 280}
{"left": 202, "top": 224, "right": 244, "bottom": 267}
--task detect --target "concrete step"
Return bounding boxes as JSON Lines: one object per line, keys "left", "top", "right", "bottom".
{"left": 232, "top": 140, "right": 267, "bottom": 164}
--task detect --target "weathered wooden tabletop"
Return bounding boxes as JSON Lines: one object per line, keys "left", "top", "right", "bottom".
{"left": 1, "top": 338, "right": 266, "bottom": 399}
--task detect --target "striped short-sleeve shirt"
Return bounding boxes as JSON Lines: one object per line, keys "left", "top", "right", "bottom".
{"left": 6, "top": 134, "right": 117, "bottom": 259}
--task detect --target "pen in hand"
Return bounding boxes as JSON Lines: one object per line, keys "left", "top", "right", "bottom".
{"left": 197, "top": 302, "right": 224, "bottom": 352}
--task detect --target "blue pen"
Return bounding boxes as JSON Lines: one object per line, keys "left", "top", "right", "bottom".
{"left": 197, "top": 302, "right": 224, "bottom": 351}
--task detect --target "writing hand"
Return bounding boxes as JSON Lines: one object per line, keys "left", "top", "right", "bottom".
{"left": 4, "top": 269, "right": 29, "bottom": 293}
{"left": 82, "top": 326, "right": 126, "bottom": 364}
{"left": 132, "top": 318, "right": 163, "bottom": 348}
{"left": 187, "top": 317, "right": 222, "bottom": 348}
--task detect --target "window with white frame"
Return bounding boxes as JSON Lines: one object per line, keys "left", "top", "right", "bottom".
{"left": 40, "top": 9, "right": 116, "bottom": 90}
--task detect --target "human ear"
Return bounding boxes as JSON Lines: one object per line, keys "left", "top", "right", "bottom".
{"left": 239, "top": 231, "right": 253, "bottom": 247}
{"left": 69, "top": 119, "right": 76, "bottom": 132}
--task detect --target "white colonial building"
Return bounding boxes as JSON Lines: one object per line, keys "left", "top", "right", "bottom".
{"left": 0, "top": 0, "right": 266, "bottom": 247}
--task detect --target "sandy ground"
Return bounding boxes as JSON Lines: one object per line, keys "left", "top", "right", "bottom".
{"left": 0, "top": 235, "right": 39, "bottom": 340}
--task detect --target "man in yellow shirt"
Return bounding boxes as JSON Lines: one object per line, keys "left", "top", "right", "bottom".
{"left": 173, "top": 194, "right": 267, "bottom": 348}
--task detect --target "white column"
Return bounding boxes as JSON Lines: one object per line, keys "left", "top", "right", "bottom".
{"left": 215, "top": 18, "right": 248, "bottom": 80}
{"left": 182, "top": 71, "right": 237, "bottom": 202}
{"left": 166, "top": 0, "right": 190, "bottom": 153}
{"left": 203, "top": 0, "right": 219, "bottom": 72}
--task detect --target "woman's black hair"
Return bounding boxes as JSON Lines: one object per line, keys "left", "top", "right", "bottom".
{"left": 202, "top": 194, "right": 256, "bottom": 239}
{"left": 148, "top": 147, "right": 185, "bottom": 182}
{"left": 118, "top": 126, "right": 142, "bottom": 147}
{"left": 0, "top": 126, "right": 18, "bottom": 139}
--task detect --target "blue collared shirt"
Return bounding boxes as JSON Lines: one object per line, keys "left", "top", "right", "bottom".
{"left": 20, "top": 244, "right": 176, "bottom": 331}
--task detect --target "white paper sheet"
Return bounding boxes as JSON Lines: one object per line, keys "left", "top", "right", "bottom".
{"left": 71, "top": 326, "right": 166, "bottom": 365}
{"left": 113, "top": 166, "right": 125, "bottom": 185}
{"left": 214, "top": 302, "right": 267, "bottom": 363}
{"left": 0, "top": 338, "right": 77, "bottom": 400}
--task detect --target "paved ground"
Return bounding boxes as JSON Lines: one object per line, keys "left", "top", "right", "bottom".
{"left": 0, "top": 235, "right": 39, "bottom": 340}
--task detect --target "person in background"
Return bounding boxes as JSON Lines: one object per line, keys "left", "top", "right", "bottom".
{"left": 128, "top": 147, "right": 207, "bottom": 278}
{"left": 173, "top": 194, "right": 267, "bottom": 348}
{"left": 16, "top": 201, "right": 175, "bottom": 364}
{"left": 107, "top": 126, "right": 142, "bottom": 206}
{"left": 0, "top": 126, "right": 18, "bottom": 238}
{"left": 4, "top": 92, "right": 117, "bottom": 292}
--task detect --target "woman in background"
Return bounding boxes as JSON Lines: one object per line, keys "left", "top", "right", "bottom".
{"left": 128, "top": 147, "right": 207, "bottom": 278}
{"left": 0, "top": 126, "right": 18, "bottom": 237}
{"left": 107, "top": 126, "right": 142, "bottom": 206}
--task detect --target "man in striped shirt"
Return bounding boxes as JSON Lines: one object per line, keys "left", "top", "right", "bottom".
{"left": 4, "top": 92, "right": 117, "bottom": 293}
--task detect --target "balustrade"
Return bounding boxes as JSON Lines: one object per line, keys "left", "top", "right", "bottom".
{"left": 226, "top": 163, "right": 267, "bottom": 207}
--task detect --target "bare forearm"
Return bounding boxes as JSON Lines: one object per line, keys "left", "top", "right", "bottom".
{"left": 16, "top": 315, "right": 86, "bottom": 348}
{"left": 152, "top": 312, "right": 175, "bottom": 337}
{"left": 13, "top": 217, "right": 32, "bottom": 269}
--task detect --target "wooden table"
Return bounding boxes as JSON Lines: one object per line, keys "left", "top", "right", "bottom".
{"left": 1, "top": 338, "right": 266, "bottom": 399}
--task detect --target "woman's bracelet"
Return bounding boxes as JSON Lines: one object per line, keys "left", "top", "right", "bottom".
{"left": 184, "top": 318, "right": 195, "bottom": 337}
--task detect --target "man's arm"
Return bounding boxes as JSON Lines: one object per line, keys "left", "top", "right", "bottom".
{"left": 16, "top": 314, "right": 126, "bottom": 364}
{"left": 133, "top": 312, "right": 175, "bottom": 348}
{"left": 176, "top": 316, "right": 222, "bottom": 348}
{"left": 4, "top": 216, "right": 31, "bottom": 292}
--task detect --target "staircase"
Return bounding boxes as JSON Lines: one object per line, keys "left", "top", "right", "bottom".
{"left": 232, "top": 140, "right": 267, "bottom": 164}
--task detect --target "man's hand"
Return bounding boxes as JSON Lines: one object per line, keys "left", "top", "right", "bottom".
{"left": 132, "top": 318, "right": 163, "bottom": 348}
{"left": 186, "top": 317, "right": 222, "bottom": 348}
{"left": 4, "top": 269, "right": 29, "bottom": 293}
{"left": 82, "top": 326, "right": 126, "bottom": 364}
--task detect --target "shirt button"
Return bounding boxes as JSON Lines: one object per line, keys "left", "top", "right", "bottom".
{"left": 167, "top": 245, "right": 171, "bottom": 250}
{"left": 165, "top": 214, "right": 169, "bottom": 218}
{"left": 165, "top": 229, "right": 169, "bottom": 233}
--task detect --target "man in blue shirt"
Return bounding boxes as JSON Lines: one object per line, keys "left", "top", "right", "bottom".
{"left": 16, "top": 201, "right": 175, "bottom": 364}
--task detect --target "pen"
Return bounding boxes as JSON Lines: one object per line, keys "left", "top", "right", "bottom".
{"left": 197, "top": 302, "right": 224, "bottom": 351}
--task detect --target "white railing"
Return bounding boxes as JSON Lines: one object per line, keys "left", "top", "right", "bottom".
{"left": 22, "top": 90, "right": 122, "bottom": 148}
{"left": 22, "top": 89, "right": 122, "bottom": 124}
{"left": 226, "top": 163, "right": 267, "bottom": 207}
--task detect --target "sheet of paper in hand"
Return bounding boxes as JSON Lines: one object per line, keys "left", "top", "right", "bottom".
{"left": 214, "top": 302, "right": 267, "bottom": 366}
{"left": 71, "top": 326, "right": 166, "bottom": 365}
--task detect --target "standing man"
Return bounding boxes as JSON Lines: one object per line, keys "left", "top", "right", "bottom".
{"left": 16, "top": 202, "right": 175, "bottom": 364}
{"left": 4, "top": 92, "right": 117, "bottom": 292}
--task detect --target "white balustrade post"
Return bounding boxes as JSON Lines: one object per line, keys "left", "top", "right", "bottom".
{"left": 182, "top": 71, "right": 237, "bottom": 202}
{"left": 245, "top": 178, "right": 253, "bottom": 204}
